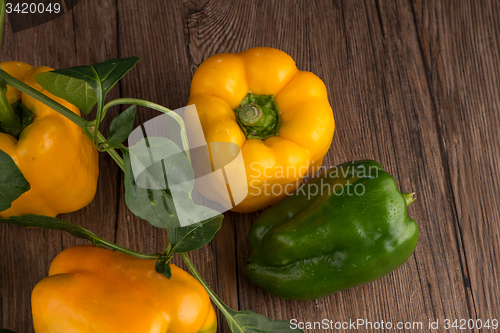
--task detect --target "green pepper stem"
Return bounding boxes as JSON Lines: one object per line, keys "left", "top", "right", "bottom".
{"left": 403, "top": 192, "right": 416, "bottom": 206}
{"left": 0, "top": 83, "right": 23, "bottom": 137}
{"left": 238, "top": 103, "right": 263, "bottom": 126}
{"left": 234, "top": 93, "right": 280, "bottom": 140}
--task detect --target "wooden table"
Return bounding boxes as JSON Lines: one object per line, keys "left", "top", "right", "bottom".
{"left": 1, "top": 1, "right": 499, "bottom": 332}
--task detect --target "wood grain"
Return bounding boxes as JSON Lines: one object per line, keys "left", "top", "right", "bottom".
{"left": 1, "top": 0, "right": 499, "bottom": 332}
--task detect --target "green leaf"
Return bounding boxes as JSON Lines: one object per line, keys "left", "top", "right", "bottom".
{"left": 123, "top": 137, "right": 201, "bottom": 229}
{"left": 92, "top": 57, "right": 140, "bottom": 94}
{"left": 0, "top": 214, "right": 159, "bottom": 260}
{"left": 155, "top": 256, "right": 172, "bottom": 279}
{"left": 123, "top": 147, "right": 180, "bottom": 229}
{"left": 43, "top": 57, "right": 139, "bottom": 99}
{"left": 169, "top": 206, "right": 223, "bottom": 253}
{"left": 43, "top": 65, "right": 100, "bottom": 97}
{"left": 0, "top": 149, "right": 30, "bottom": 212}
{"left": 35, "top": 57, "right": 140, "bottom": 141}
{"left": 224, "top": 308, "right": 302, "bottom": 333}
{"left": 35, "top": 71, "right": 97, "bottom": 114}
{"left": 129, "top": 137, "right": 194, "bottom": 193}
{"left": 124, "top": 136, "right": 223, "bottom": 248}
{"left": 107, "top": 105, "right": 136, "bottom": 145}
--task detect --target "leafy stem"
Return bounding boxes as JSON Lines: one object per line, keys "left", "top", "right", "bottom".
{"left": 93, "top": 84, "right": 104, "bottom": 145}
{"left": 181, "top": 252, "right": 302, "bottom": 332}
{"left": 162, "top": 242, "right": 172, "bottom": 255}
{"left": 0, "top": 69, "right": 91, "bottom": 131}
{"left": 180, "top": 252, "right": 237, "bottom": 323}
{"left": 96, "top": 131, "right": 125, "bottom": 171}
{"left": 0, "top": 68, "right": 127, "bottom": 171}
{"left": 89, "top": 232, "right": 160, "bottom": 260}
{"left": 103, "top": 98, "right": 191, "bottom": 163}
{"left": 0, "top": 215, "right": 160, "bottom": 260}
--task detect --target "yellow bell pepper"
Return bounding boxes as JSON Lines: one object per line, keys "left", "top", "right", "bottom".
{"left": 31, "top": 245, "right": 217, "bottom": 333}
{"left": 187, "top": 47, "right": 335, "bottom": 213}
{"left": 0, "top": 61, "right": 99, "bottom": 217}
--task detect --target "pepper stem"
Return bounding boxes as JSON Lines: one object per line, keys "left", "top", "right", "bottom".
{"left": 234, "top": 93, "right": 280, "bottom": 140}
{"left": 403, "top": 192, "right": 416, "bottom": 206}
{"left": 238, "top": 103, "right": 263, "bottom": 126}
{"left": 0, "top": 83, "right": 23, "bottom": 137}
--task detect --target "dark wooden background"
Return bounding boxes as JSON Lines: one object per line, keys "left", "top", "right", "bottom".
{"left": 1, "top": 0, "right": 499, "bottom": 332}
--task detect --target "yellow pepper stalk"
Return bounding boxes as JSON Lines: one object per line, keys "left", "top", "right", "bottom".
{"left": 187, "top": 47, "right": 335, "bottom": 213}
{"left": 31, "top": 245, "right": 217, "bottom": 333}
{"left": 0, "top": 61, "right": 99, "bottom": 217}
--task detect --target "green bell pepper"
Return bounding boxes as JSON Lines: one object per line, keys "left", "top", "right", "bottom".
{"left": 244, "top": 160, "right": 418, "bottom": 300}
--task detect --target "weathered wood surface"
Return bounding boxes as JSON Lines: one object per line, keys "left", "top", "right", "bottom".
{"left": 1, "top": 0, "right": 499, "bottom": 332}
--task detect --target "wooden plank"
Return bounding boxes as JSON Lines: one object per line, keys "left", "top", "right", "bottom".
{"left": 355, "top": 0, "right": 475, "bottom": 327}
{"left": 410, "top": 0, "right": 500, "bottom": 323}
